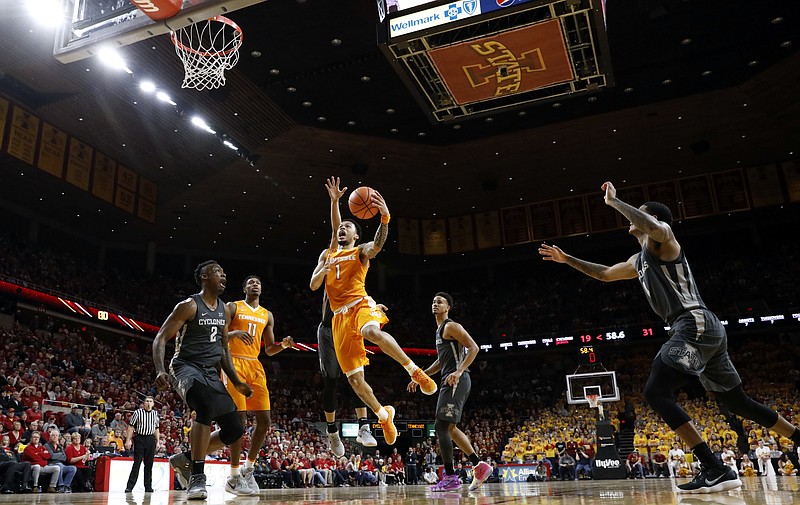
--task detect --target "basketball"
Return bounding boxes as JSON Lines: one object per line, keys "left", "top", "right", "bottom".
{"left": 348, "top": 186, "right": 379, "bottom": 220}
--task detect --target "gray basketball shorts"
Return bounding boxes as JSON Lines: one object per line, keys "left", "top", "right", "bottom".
{"left": 435, "top": 372, "right": 471, "bottom": 423}
{"left": 317, "top": 323, "right": 341, "bottom": 379}
{"left": 169, "top": 359, "right": 236, "bottom": 418}
{"left": 656, "top": 308, "right": 742, "bottom": 392}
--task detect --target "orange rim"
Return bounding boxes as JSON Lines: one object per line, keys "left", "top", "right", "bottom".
{"left": 170, "top": 15, "right": 243, "bottom": 57}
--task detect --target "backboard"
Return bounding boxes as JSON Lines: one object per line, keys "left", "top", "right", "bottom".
{"left": 54, "top": 0, "right": 264, "bottom": 63}
{"left": 565, "top": 371, "right": 619, "bottom": 405}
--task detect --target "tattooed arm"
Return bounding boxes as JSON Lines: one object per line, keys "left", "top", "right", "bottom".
{"left": 360, "top": 190, "right": 390, "bottom": 261}
{"left": 539, "top": 244, "right": 638, "bottom": 282}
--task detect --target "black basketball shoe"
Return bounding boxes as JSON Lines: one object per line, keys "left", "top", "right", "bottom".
{"left": 676, "top": 465, "right": 741, "bottom": 494}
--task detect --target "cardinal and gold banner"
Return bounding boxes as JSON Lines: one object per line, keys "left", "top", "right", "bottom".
{"left": 65, "top": 138, "right": 93, "bottom": 191}
{"left": 397, "top": 218, "right": 421, "bottom": 255}
{"left": 711, "top": 169, "right": 749, "bottom": 213}
{"left": 428, "top": 20, "right": 574, "bottom": 105}
{"left": 475, "top": 211, "right": 502, "bottom": 249}
{"left": 37, "top": 122, "right": 68, "bottom": 178}
{"left": 0, "top": 97, "right": 9, "bottom": 150}
{"left": 138, "top": 198, "right": 157, "bottom": 224}
{"left": 422, "top": 219, "right": 447, "bottom": 255}
{"left": 92, "top": 152, "right": 116, "bottom": 203}
{"left": 745, "top": 165, "right": 784, "bottom": 207}
{"left": 448, "top": 215, "right": 475, "bottom": 253}
{"left": 7, "top": 106, "right": 39, "bottom": 165}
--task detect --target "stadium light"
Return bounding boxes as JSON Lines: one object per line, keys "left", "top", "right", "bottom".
{"left": 191, "top": 116, "right": 216, "bottom": 135}
{"left": 156, "top": 91, "right": 177, "bottom": 106}
{"left": 97, "top": 48, "right": 133, "bottom": 74}
{"left": 139, "top": 81, "right": 156, "bottom": 93}
{"left": 27, "top": 0, "right": 63, "bottom": 27}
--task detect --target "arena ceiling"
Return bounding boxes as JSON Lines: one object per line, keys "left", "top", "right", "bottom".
{"left": 0, "top": 0, "right": 798, "bottom": 261}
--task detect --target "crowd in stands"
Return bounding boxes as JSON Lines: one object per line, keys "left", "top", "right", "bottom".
{"left": 1, "top": 229, "right": 798, "bottom": 347}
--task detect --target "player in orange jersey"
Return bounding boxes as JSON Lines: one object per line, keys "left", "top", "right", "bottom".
{"left": 310, "top": 177, "right": 438, "bottom": 447}
{"left": 223, "top": 275, "right": 294, "bottom": 494}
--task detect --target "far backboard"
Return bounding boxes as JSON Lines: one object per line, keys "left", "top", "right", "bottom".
{"left": 565, "top": 371, "right": 619, "bottom": 405}
{"left": 54, "top": 0, "right": 265, "bottom": 63}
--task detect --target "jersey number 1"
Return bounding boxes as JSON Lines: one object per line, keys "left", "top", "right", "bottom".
{"left": 335, "top": 264, "right": 341, "bottom": 280}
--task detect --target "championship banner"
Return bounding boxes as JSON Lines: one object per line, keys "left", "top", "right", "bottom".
{"left": 92, "top": 152, "right": 116, "bottom": 203}
{"left": 397, "top": 218, "right": 421, "bottom": 255}
{"left": 138, "top": 198, "right": 157, "bottom": 224}
{"left": 745, "top": 165, "right": 784, "bottom": 207}
{"left": 586, "top": 193, "right": 618, "bottom": 233}
{"left": 711, "top": 169, "right": 749, "bottom": 213}
{"left": 422, "top": 218, "right": 448, "bottom": 255}
{"left": 783, "top": 160, "right": 800, "bottom": 203}
{"left": 139, "top": 176, "right": 158, "bottom": 203}
{"left": 65, "top": 138, "right": 93, "bottom": 191}
{"left": 7, "top": 105, "right": 40, "bottom": 165}
{"left": 475, "top": 210, "right": 502, "bottom": 249}
{"left": 678, "top": 175, "right": 716, "bottom": 218}
{"left": 37, "top": 123, "right": 68, "bottom": 178}
{"left": 501, "top": 205, "right": 531, "bottom": 246}
{"left": 646, "top": 180, "right": 682, "bottom": 221}
{"left": 115, "top": 186, "right": 136, "bottom": 214}
{"left": 0, "top": 97, "right": 8, "bottom": 150}
{"left": 557, "top": 196, "right": 588, "bottom": 236}
{"left": 428, "top": 20, "right": 574, "bottom": 105}
{"left": 448, "top": 215, "right": 475, "bottom": 253}
{"left": 117, "top": 164, "right": 138, "bottom": 192}
{"left": 529, "top": 200, "right": 559, "bottom": 240}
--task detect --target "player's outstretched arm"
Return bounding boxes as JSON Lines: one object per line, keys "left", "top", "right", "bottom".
{"left": 326, "top": 176, "right": 347, "bottom": 250}
{"left": 602, "top": 181, "right": 674, "bottom": 243}
{"left": 309, "top": 249, "right": 330, "bottom": 291}
{"left": 263, "top": 311, "right": 294, "bottom": 356}
{"left": 539, "top": 244, "right": 638, "bottom": 282}
{"left": 153, "top": 298, "right": 195, "bottom": 389}
{"left": 360, "top": 190, "right": 390, "bottom": 260}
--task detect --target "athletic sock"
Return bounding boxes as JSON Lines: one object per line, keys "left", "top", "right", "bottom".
{"left": 691, "top": 442, "right": 723, "bottom": 470}
{"left": 468, "top": 453, "right": 480, "bottom": 466}
{"left": 374, "top": 406, "right": 389, "bottom": 422}
{"left": 245, "top": 459, "right": 255, "bottom": 470}
{"left": 791, "top": 428, "right": 800, "bottom": 447}
{"left": 327, "top": 422, "right": 338, "bottom": 434}
{"left": 444, "top": 462, "right": 455, "bottom": 475}
{"left": 358, "top": 418, "right": 369, "bottom": 430}
{"left": 402, "top": 359, "right": 419, "bottom": 375}
{"left": 230, "top": 466, "right": 240, "bottom": 477}
{"left": 192, "top": 460, "right": 205, "bottom": 476}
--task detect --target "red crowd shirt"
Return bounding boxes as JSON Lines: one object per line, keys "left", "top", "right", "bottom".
{"left": 65, "top": 444, "right": 88, "bottom": 468}
{"left": 22, "top": 443, "right": 51, "bottom": 467}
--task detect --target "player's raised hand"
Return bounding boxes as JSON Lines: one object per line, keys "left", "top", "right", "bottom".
{"left": 376, "top": 303, "right": 389, "bottom": 313}
{"left": 370, "top": 190, "right": 390, "bottom": 216}
{"left": 235, "top": 382, "right": 254, "bottom": 398}
{"left": 325, "top": 176, "right": 347, "bottom": 201}
{"left": 538, "top": 243, "right": 567, "bottom": 263}
{"left": 230, "top": 329, "right": 254, "bottom": 346}
{"left": 602, "top": 181, "right": 617, "bottom": 205}
{"left": 407, "top": 380, "right": 418, "bottom": 393}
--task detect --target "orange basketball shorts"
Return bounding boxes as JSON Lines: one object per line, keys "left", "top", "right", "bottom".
{"left": 222, "top": 357, "right": 270, "bottom": 411}
{"left": 332, "top": 297, "right": 389, "bottom": 375}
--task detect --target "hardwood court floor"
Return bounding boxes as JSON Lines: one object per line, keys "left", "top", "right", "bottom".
{"left": 0, "top": 477, "right": 796, "bottom": 504}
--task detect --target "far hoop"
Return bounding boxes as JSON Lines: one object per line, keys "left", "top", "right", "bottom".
{"left": 170, "top": 15, "right": 244, "bottom": 90}
{"left": 586, "top": 394, "right": 601, "bottom": 409}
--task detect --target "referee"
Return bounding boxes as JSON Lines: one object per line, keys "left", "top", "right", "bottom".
{"left": 124, "top": 396, "right": 160, "bottom": 493}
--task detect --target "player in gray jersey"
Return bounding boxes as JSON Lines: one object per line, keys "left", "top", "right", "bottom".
{"left": 539, "top": 181, "right": 800, "bottom": 494}
{"left": 407, "top": 293, "right": 491, "bottom": 492}
{"left": 153, "top": 260, "right": 253, "bottom": 500}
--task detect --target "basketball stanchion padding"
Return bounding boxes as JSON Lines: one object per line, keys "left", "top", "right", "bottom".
{"left": 171, "top": 15, "right": 243, "bottom": 90}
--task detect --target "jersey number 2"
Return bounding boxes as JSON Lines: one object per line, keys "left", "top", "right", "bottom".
{"left": 210, "top": 326, "right": 218, "bottom": 342}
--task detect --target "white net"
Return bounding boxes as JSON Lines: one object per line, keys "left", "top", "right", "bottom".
{"left": 171, "top": 16, "right": 242, "bottom": 91}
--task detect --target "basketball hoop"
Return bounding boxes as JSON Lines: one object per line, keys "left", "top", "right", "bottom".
{"left": 171, "top": 15, "right": 243, "bottom": 90}
{"left": 586, "top": 394, "right": 601, "bottom": 409}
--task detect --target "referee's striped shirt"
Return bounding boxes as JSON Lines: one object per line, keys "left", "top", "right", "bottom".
{"left": 129, "top": 408, "right": 159, "bottom": 436}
